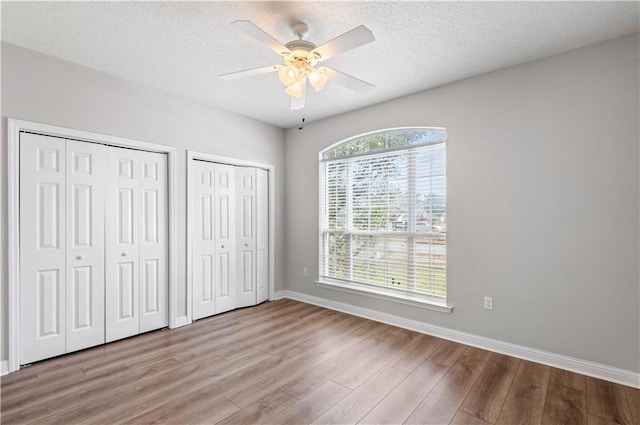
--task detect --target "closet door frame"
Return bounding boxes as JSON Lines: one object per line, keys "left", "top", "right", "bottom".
{"left": 186, "top": 151, "right": 276, "bottom": 322}
{"left": 7, "top": 118, "right": 179, "bottom": 374}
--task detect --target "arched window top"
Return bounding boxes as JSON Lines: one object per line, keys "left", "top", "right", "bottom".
{"left": 321, "top": 127, "right": 446, "bottom": 160}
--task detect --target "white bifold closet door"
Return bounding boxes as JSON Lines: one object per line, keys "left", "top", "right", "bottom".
{"left": 20, "top": 134, "right": 106, "bottom": 364}
{"left": 20, "top": 133, "right": 168, "bottom": 365}
{"left": 192, "top": 161, "right": 236, "bottom": 319}
{"left": 192, "top": 161, "right": 237, "bottom": 319}
{"left": 256, "top": 168, "right": 269, "bottom": 304}
{"left": 236, "top": 167, "right": 269, "bottom": 307}
{"left": 236, "top": 167, "right": 257, "bottom": 309}
{"left": 192, "top": 161, "right": 268, "bottom": 320}
{"left": 105, "top": 147, "right": 168, "bottom": 342}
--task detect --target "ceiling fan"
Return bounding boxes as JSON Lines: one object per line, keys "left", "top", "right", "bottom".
{"left": 220, "top": 20, "right": 375, "bottom": 110}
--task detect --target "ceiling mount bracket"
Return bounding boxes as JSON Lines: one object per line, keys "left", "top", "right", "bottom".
{"left": 291, "top": 22, "right": 309, "bottom": 40}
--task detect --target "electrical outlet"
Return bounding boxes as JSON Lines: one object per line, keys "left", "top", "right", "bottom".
{"left": 303, "top": 267, "right": 308, "bottom": 276}
{"left": 484, "top": 296, "right": 493, "bottom": 310}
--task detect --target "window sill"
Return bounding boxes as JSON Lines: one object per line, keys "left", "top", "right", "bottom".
{"left": 315, "top": 279, "right": 453, "bottom": 314}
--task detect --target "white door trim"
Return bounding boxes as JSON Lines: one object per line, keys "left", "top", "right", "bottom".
{"left": 7, "top": 118, "right": 179, "bottom": 373}
{"left": 186, "top": 151, "right": 276, "bottom": 323}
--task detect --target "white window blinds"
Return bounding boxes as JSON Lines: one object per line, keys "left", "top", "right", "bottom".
{"left": 320, "top": 129, "right": 446, "bottom": 302}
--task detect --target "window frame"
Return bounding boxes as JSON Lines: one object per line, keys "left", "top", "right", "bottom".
{"left": 317, "top": 127, "right": 452, "bottom": 313}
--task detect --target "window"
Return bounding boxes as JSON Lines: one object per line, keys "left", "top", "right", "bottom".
{"left": 319, "top": 128, "right": 447, "bottom": 308}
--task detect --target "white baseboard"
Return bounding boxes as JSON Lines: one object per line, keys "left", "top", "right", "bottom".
{"left": 1, "top": 361, "right": 9, "bottom": 376}
{"left": 282, "top": 290, "right": 640, "bottom": 389}
{"left": 272, "top": 290, "right": 287, "bottom": 300}
{"left": 172, "top": 315, "right": 191, "bottom": 328}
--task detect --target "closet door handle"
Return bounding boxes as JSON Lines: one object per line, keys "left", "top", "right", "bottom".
{"left": 76, "top": 255, "right": 85, "bottom": 260}
{"left": 121, "top": 252, "right": 128, "bottom": 257}
{"left": 221, "top": 245, "right": 225, "bottom": 249}
{"left": 245, "top": 243, "right": 249, "bottom": 247}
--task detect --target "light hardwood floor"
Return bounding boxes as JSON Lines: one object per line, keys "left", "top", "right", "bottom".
{"left": 1, "top": 299, "right": 638, "bottom": 424}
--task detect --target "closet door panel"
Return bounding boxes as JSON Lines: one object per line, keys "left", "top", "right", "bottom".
{"left": 139, "top": 153, "right": 168, "bottom": 332}
{"left": 215, "top": 164, "right": 236, "bottom": 314}
{"left": 256, "top": 169, "right": 269, "bottom": 304}
{"left": 105, "top": 147, "right": 140, "bottom": 342}
{"left": 66, "top": 140, "right": 106, "bottom": 352}
{"left": 192, "top": 161, "right": 216, "bottom": 320}
{"left": 20, "top": 133, "right": 67, "bottom": 364}
{"left": 236, "top": 167, "right": 257, "bottom": 308}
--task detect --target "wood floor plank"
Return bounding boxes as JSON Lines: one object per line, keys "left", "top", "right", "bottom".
{"left": 1, "top": 362, "right": 131, "bottom": 414}
{"left": 133, "top": 363, "right": 275, "bottom": 422}
{"left": 387, "top": 333, "right": 442, "bottom": 374}
{"left": 169, "top": 304, "right": 312, "bottom": 366}
{"left": 189, "top": 303, "right": 325, "bottom": 355}
{"left": 213, "top": 306, "right": 331, "bottom": 360}
{"left": 171, "top": 300, "right": 312, "bottom": 349}
{"left": 216, "top": 390, "right": 298, "bottom": 425}
{"left": 586, "top": 377, "right": 634, "bottom": 425}
{"left": 365, "top": 322, "right": 407, "bottom": 344}
{"left": 332, "top": 329, "right": 422, "bottom": 389}
{"left": 460, "top": 353, "right": 519, "bottom": 423}
{"left": 405, "top": 347, "right": 492, "bottom": 425}
{"left": 0, "top": 368, "right": 38, "bottom": 392}
{"left": 123, "top": 385, "right": 240, "bottom": 424}
{"left": 542, "top": 382, "right": 587, "bottom": 425}
{"left": 260, "top": 311, "right": 365, "bottom": 356}
{"left": 100, "top": 352, "right": 288, "bottom": 424}
{"left": 358, "top": 359, "right": 448, "bottom": 424}
{"left": 264, "top": 381, "right": 351, "bottom": 425}
{"left": 549, "top": 367, "right": 587, "bottom": 391}
{"left": 4, "top": 360, "right": 176, "bottom": 424}
{"left": 171, "top": 344, "right": 226, "bottom": 366}
{"left": 225, "top": 332, "right": 361, "bottom": 407}
{"left": 32, "top": 352, "right": 272, "bottom": 424}
{"left": 58, "top": 325, "right": 205, "bottom": 376}
{"left": 348, "top": 319, "right": 392, "bottom": 339}
{"left": 450, "top": 411, "right": 493, "bottom": 425}
{"left": 311, "top": 366, "right": 407, "bottom": 424}
{"left": 34, "top": 356, "right": 100, "bottom": 380}
{"left": 18, "top": 343, "right": 109, "bottom": 377}
{"left": 587, "top": 415, "right": 624, "bottom": 425}
{"left": 33, "top": 350, "right": 106, "bottom": 382}
{"left": 495, "top": 360, "right": 551, "bottom": 425}
{"left": 145, "top": 395, "right": 239, "bottom": 425}
{"left": 219, "top": 299, "right": 297, "bottom": 323}
{"left": 214, "top": 299, "right": 305, "bottom": 325}
{"left": 278, "top": 337, "right": 380, "bottom": 399}
{"left": 428, "top": 339, "right": 468, "bottom": 367}
{"left": 623, "top": 386, "right": 640, "bottom": 425}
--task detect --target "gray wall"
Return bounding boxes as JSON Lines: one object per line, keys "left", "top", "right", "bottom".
{"left": 284, "top": 34, "right": 640, "bottom": 372}
{"left": 0, "top": 43, "right": 286, "bottom": 361}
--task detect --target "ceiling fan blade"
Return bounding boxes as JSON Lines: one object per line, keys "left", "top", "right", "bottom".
{"left": 232, "top": 20, "right": 292, "bottom": 56}
{"left": 311, "top": 25, "right": 375, "bottom": 61}
{"left": 325, "top": 67, "right": 375, "bottom": 92}
{"left": 219, "top": 64, "right": 279, "bottom": 80}
{"left": 290, "top": 82, "right": 306, "bottom": 110}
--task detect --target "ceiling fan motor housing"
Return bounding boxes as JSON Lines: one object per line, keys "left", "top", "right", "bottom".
{"left": 285, "top": 40, "right": 320, "bottom": 63}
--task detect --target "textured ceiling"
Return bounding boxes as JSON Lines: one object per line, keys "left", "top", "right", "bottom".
{"left": 2, "top": 1, "right": 638, "bottom": 129}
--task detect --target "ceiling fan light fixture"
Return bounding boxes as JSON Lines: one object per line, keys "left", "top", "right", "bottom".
{"left": 308, "top": 67, "right": 328, "bottom": 92}
{"left": 285, "top": 78, "right": 305, "bottom": 98}
{"left": 308, "top": 52, "right": 321, "bottom": 66}
{"left": 222, "top": 20, "right": 376, "bottom": 110}
{"left": 278, "top": 65, "right": 299, "bottom": 86}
